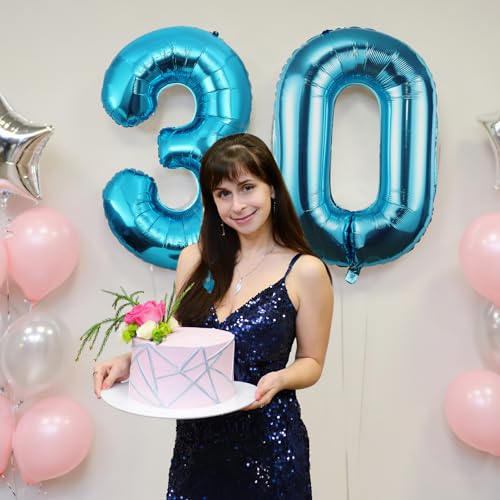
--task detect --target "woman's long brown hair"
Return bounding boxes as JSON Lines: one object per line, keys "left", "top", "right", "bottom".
{"left": 175, "top": 133, "right": 316, "bottom": 325}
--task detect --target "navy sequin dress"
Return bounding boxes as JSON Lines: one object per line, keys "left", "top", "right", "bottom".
{"left": 167, "top": 254, "right": 311, "bottom": 499}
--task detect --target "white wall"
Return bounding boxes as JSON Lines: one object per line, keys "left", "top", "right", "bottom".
{"left": 1, "top": 0, "right": 500, "bottom": 498}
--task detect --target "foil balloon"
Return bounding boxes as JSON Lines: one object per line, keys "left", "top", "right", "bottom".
{"left": 478, "top": 112, "right": 500, "bottom": 189}
{"left": 0, "top": 94, "right": 53, "bottom": 200}
{"left": 273, "top": 28, "right": 438, "bottom": 283}
{"left": 102, "top": 26, "right": 252, "bottom": 269}
{"left": 0, "top": 312, "right": 70, "bottom": 401}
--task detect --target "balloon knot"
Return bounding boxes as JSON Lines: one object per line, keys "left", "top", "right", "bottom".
{"left": 345, "top": 267, "right": 360, "bottom": 284}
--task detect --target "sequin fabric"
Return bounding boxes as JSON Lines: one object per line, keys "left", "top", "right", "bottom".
{"left": 167, "top": 254, "right": 311, "bottom": 500}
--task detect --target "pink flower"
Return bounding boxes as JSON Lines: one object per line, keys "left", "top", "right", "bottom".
{"left": 124, "top": 300, "right": 165, "bottom": 326}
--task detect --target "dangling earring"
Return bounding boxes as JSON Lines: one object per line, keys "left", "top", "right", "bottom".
{"left": 220, "top": 222, "right": 226, "bottom": 237}
{"left": 272, "top": 198, "right": 276, "bottom": 216}
{"left": 203, "top": 270, "right": 215, "bottom": 294}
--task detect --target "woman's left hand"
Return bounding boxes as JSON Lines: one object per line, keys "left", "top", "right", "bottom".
{"left": 242, "top": 370, "right": 285, "bottom": 411}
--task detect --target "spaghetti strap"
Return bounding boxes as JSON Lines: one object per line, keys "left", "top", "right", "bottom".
{"left": 284, "top": 253, "right": 302, "bottom": 279}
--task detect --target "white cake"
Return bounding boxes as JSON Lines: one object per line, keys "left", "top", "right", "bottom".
{"left": 128, "top": 327, "right": 235, "bottom": 409}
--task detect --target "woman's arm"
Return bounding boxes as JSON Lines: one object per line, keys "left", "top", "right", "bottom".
{"left": 248, "top": 255, "right": 333, "bottom": 408}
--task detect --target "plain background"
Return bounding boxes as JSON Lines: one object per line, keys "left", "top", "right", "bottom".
{"left": 1, "top": 0, "right": 500, "bottom": 498}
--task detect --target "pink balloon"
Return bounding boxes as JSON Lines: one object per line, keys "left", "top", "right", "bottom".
{"left": 459, "top": 213, "right": 500, "bottom": 306}
{"left": 444, "top": 369, "right": 500, "bottom": 455}
{"left": 0, "top": 240, "right": 8, "bottom": 288}
{"left": 0, "top": 394, "right": 14, "bottom": 474}
{"left": 5, "top": 207, "right": 79, "bottom": 303}
{"left": 13, "top": 397, "right": 93, "bottom": 485}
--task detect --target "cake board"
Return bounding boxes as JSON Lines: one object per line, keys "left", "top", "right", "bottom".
{"left": 101, "top": 381, "right": 257, "bottom": 419}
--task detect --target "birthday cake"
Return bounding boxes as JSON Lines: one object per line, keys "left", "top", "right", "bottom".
{"left": 128, "top": 327, "right": 235, "bottom": 409}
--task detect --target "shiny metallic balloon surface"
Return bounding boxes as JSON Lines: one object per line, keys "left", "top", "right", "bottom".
{"left": 273, "top": 27, "right": 438, "bottom": 282}
{"left": 102, "top": 27, "right": 252, "bottom": 269}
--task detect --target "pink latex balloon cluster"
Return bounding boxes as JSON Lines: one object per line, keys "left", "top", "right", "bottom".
{"left": 0, "top": 396, "right": 93, "bottom": 483}
{"left": 447, "top": 214, "right": 500, "bottom": 455}
{"left": 0, "top": 206, "right": 79, "bottom": 303}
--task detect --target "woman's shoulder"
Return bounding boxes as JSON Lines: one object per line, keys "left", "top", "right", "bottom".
{"left": 282, "top": 252, "right": 331, "bottom": 310}
{"left": 290, "top": 253, "right": 332, "bottom": 285}
{"left": 176, "top": 244, "right": 202, "bottom": 289}
{"left": 178, "top": 243, "right": 201, "bottom": 263}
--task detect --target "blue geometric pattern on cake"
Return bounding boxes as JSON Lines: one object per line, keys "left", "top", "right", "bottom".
{"left": 129, "top": 340, "right": 233, "bottom": 408}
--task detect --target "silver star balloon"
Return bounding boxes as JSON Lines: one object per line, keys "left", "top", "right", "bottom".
{"left": 478, "top": 111, "right": 500, "bottom": 190}
{"left": 0, "top": 94, "right": 53, "bottom": 200}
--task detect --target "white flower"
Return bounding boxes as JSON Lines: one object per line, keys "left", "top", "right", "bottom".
{"left": 136, "top": 320, "right": 157, "bottom": 340}
{"left": 168, "top": 316, "right": 179, "bottom": 331}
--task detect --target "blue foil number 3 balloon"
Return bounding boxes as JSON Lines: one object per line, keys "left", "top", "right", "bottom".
{"left": 273, "top": 28, "right": 438, "bottom": 283}
{"left": 102, "top": 27, "right": 251, "bottom": 269}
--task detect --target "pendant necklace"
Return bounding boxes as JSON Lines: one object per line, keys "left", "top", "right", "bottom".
{"left": 234, "top": 243, "right": 276, "bottom": 295}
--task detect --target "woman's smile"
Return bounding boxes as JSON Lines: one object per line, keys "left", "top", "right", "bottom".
{"left": 231, "top": 210, "right": 257, "bottom": 225}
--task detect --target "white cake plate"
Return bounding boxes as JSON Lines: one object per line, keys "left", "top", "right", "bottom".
{"left": 101, "top": 381, "right": 257, "bottom": 419}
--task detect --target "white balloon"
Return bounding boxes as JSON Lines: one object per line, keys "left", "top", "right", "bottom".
{"left": 0, "top": 312, "right": 69, "bottom": 401}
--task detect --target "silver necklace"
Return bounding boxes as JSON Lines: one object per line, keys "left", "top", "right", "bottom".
{"left": 234, "top": 243, "right": 276, "bottom": 295}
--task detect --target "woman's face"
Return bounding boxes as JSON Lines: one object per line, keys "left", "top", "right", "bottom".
{"left": 212, "top": 170, "right": 274, "bottom": 237}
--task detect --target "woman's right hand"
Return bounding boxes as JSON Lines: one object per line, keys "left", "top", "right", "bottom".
{"left": 93, "top": 352, "right": 132, "bottom": 398}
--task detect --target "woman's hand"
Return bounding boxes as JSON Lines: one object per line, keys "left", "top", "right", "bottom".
{"left": 243, "top": 370, "right": 285, "bottom": 411}
{"left": 93, "top": 352, "right": 132, "bottom": 398}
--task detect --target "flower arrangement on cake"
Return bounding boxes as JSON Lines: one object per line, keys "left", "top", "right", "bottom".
{"left": 76, "top": 284, "right": 192, "bottom": 361}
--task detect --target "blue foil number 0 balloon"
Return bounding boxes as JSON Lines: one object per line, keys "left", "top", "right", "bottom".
{"left": 273, "top": 28, "right": 438, "bottom": 283}
{"left": 102, "top": 27, "right": 251, "bottom": 268}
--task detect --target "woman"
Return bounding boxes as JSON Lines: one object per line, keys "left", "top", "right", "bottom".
{"left": 93, "top": 133, "right": 333, "bottom": 499}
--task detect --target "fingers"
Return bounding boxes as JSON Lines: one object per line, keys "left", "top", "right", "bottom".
{"left": 93, "top": 365, "right": 118, "bottom": 399}
{"left": 92, "top": 353, "right": 132, "bottom": 399}
{"left": 243, "top": 371, "right": 286, "bottom": 411}
{"left": 242, "top": 399, "right": 269, "bottom": 411}
{"left": 242, "top": 379, "right": 273, "bottom": 412}
{"left": 241, "top": 401, "right": 260, "bottom": 411}
{"left": 93, "top": 366, "right": 107, "bottom": 399}
{"left": 102, "top": 364, "right": 122, "bottom": 393}
{"left": 255, "top": 375, "right": 273, "bottom": 403}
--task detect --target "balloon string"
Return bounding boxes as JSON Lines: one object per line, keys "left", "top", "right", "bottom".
{"left": 357, "top": 311, "right": 368, "bottom": 480}
{"left": 1, "top": 472, "right": 17, "bottom": 497}
{"left": 0, "top": 192, "right": 11, "bottom": 345}
{"left": 149, "top": 264, "right": 158, "bottom": 300}
{"left": 8, "top": 400, "right": 24, "bottom": 500}
{"left": 2, "top": 270, "right": 13, "bottom": 348}
{"left": 0, "top": 190, "right": 12, "bottom": 232}
{"left": 0, "top": 190, "right": 10, "bottom": 210}
{"left": 0, "top": 274, "right": 11, "bottom": 347}
{"left": 36, "top": 482, "right": 47, "bottom": 497}
{"left": 24, "top": 297, "right": 35, "bottom": 315}
{"left": 340, "top": 287, "right": 351, "bottom": 500}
